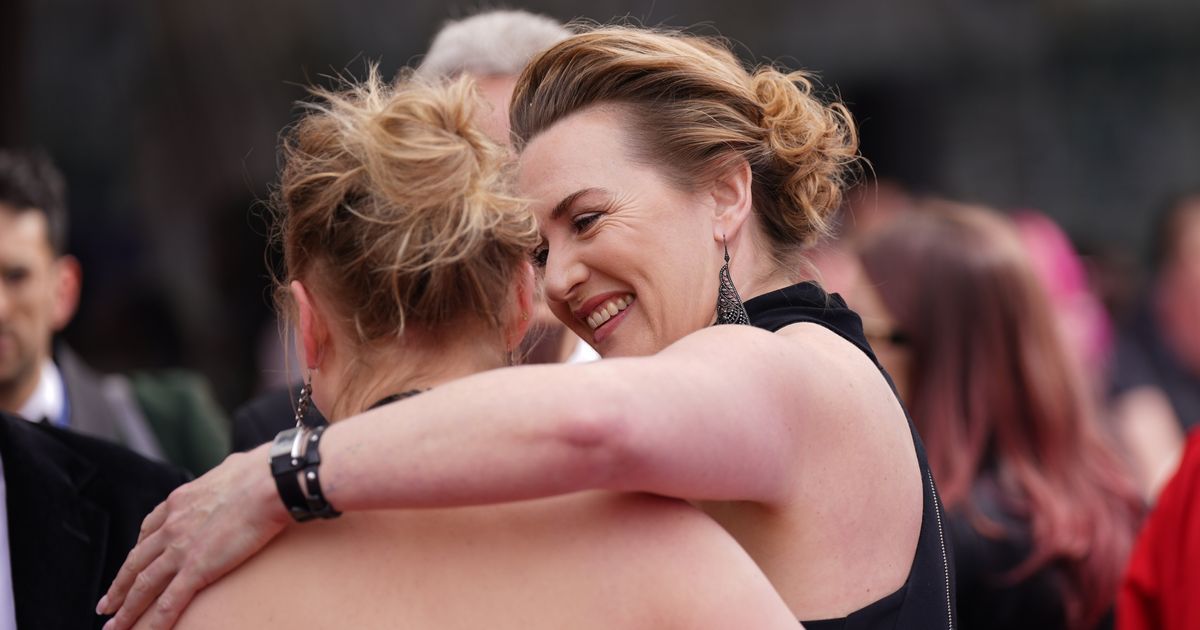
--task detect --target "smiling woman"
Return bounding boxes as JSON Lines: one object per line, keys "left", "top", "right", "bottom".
{"left": 101, "top": 25, "right": 955, "bottom": 630}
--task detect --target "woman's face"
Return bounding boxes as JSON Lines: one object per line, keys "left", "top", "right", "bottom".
{"left": 517, "top": 107, "right": 721, "bottom": 358}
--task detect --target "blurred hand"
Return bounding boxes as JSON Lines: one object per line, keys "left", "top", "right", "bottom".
{"left": 97, "top": 444, "right": 289, "bottom": 629}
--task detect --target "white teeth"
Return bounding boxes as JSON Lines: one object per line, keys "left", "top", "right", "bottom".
{"left": 584, "top": 294, "right": 635, "bottom": 330}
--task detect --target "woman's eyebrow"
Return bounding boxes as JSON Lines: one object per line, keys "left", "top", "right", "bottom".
{"left": 550, "top": 187, "right": 604, "bottom": 220}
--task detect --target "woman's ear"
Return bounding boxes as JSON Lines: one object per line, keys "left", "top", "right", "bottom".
{"left": 710, "top": 159, "right": 754, "bottom": 243}
{"left": 289, "top": 280, "right": 328, "bottom": 370}
{"left": 50, "top": 255, "right": 82, "bottom": 331}
{"left": 505, "top": 262, "right": 536, "bottom": 352}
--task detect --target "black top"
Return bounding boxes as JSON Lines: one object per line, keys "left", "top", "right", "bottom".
{"left": 743, "top": 282, "right": 957, "bottom": 630}
{"left": 951, "top": 474, "right": 1114, "bottom": 630}
{"left": 1110, "top": 299, "right": 1200, "bottom": 431}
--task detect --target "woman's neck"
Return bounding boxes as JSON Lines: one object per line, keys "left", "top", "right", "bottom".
{"left": 729, "top": 221, "right": 811, "bottom": 302}
{"left": 322, "top": 335, "right": 506, "bottom": 422}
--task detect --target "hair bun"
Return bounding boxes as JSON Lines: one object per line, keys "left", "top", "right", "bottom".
{"left": 751, "top": 68, "right": 859, "bottom": 245}
{"left": 274, "top": 67, "right": 538, "bottom": 344}
{"left": 510, "top": 27, "right": 858, "bottom": 264}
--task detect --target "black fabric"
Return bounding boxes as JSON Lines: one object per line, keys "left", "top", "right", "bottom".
{"left": 367, "top": 390, "right": 427, "bottom": 411}
{"left": 269, "top": 428, "right": 313, "bottom": 521}
{"left": 951, "top": 475, "right": 1115, "bottom": 630}
{"left": 231, "top": 385, "right": 327, "bottom": 453}
{"left": 0, "top": 411, "right": 189, "bottom": 630}
{"left": 743, "top": 282, "right": 957, "bottom": 630}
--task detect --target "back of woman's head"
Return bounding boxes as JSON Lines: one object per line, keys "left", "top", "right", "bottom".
{"left": 272, "top": 68, "right": 538, "bottom": 346}
{"left": 510, "top": 25, "right": 859, "bottom": 264}
{"left": 857, "top": 202, "right": 1141, "bottom": 630}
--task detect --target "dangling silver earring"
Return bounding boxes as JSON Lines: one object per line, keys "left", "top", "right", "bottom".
{"left": 714, "top": 237, "right": 750, "bottom": 326}
{"left": 294, "top": 376, "right": 313, "bottom": 428}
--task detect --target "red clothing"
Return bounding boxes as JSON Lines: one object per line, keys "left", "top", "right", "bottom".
{"left": 1119, "top": 430, "right": 1200, "bottom": 630}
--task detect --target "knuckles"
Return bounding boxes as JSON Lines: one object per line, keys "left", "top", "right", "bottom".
{"left": 131, "top": 570, "right": 155, "bottom": 595}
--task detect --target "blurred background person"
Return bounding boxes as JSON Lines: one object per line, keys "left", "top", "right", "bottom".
{"left": 230, "top": 8, "right": 584, "bottom": 453}
{"left": 806, "top": 178, "right": 915, "bottom": 296}
{"left": 170, "top": 70, "right": 796, "bottom": 630}
{"left": 1110, "top": 193, "right": 1200, "bottom": 500}
{"left": 851, "top": 202, "right": 1143, "bottom": 630}
{"left": 1119, "top": 427, "right": 1200, "bottom": 630}
{"left": 1013, "top": 210, "right": 1116, "bottom": 395}
{"left": 0, "top": 150, "right": 227, "bottom": 476}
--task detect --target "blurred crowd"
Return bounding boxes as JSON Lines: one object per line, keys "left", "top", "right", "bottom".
{"left": 2, "top": 6, "right": 1200, "bottom": 630}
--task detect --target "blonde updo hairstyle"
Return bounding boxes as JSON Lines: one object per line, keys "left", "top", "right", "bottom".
{"left": 510, "top": 26, "right": 859, "bottom": 265}
{"left": 271, "top": 68, "right": 538, "bottom": 367}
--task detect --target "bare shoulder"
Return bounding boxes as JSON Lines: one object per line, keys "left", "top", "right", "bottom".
{"left": 662, "top": 319, "right": 902, "bottom": 428}
{"left": 175, "top": 493, "right": 795, "bottom": 630}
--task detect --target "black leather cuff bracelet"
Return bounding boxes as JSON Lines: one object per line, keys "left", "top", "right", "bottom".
{"left": 269, "top": 425, "right": 342, "bottom": 522}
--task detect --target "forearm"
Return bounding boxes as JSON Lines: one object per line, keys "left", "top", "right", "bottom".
{"left": 319, "top": 361, "right": 634, "bottom": 511}
{"left": 314, "top": 326, "right": 797, "bottom": 513}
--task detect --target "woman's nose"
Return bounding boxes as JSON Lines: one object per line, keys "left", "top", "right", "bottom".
{"left": 542, "top": 246, "right": 588, "bottom": 305}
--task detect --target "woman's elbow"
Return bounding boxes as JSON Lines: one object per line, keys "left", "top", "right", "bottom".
{"left": 554, "top": 404, "right": 638, "bottom": 489}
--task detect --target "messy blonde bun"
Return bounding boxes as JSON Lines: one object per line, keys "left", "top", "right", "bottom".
{"left": 511, "top": 26, "right": 859, "bottom": 262}
{"left": 272, "top": 67, "right": 538, "bottom": 344}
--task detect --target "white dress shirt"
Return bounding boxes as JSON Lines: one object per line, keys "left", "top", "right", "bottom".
{"left": 15, "top": 360, "right": 66, "bottom": 426}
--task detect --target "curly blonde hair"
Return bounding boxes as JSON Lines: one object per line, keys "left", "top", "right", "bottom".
{"left": 271, "top": 67, "right": 538, "bottom": 346}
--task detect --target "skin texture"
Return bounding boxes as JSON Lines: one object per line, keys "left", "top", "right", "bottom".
{"left": 100, "top": 106, "right": 923, "bottom": 629}
{"left": 0, "top": 207, "right": 80, "bottom": 411}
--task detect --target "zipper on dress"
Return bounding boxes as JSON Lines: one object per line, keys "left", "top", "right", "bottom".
{"left": 928, "top": 469, "right": 954, "bottom": 630}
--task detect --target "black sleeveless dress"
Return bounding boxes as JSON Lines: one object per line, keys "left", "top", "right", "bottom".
{"left": 743, "top": 282, "right": 957, "bottom": 630}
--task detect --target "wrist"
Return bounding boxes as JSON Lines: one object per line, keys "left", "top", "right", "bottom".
{"left": 269, "top": 425, "right": 342, "bottom": 522}
{"left": 251, "top": 443, "right": 291, "bottom": 526}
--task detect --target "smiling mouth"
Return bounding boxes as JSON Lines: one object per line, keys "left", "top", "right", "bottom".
{"left": 585, "top": 293, "right": 634, "bottom": 330}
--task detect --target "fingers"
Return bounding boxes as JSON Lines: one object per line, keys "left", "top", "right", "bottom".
{"left": 130, "top": 569, "right": 207, "bottom": 630}
{"left": 137, "top": 501, "right": 169, "bottom": 544}
{"left": 98, "top": 524, "right": 169, "bottom": 615}
{"left": 101, "top": 550, "right": 180, "bottom": 630}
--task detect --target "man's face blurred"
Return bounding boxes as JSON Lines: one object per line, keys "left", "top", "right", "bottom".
{"left": 473, "top": 74, "right": 519, "bottom": 145}
{"left": 0, "top": 207, "right": 63, "bottom": 398}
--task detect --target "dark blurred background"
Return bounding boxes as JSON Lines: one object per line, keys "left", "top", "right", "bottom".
{"left": 3, "top": 0, "right": 1198, "bottom": 410}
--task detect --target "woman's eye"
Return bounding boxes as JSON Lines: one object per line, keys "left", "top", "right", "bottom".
{"left": 572, "top": 212, "right": 601, "bottom": 232}
{"left": 531, "top": 246, "right": 549, "bottom": 268}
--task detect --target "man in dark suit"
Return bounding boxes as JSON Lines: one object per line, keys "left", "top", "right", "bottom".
{"left": 0, "top": 410, "right": 188, "bottom": 628}
{"left": 0, "top": 150, "right": 229, "bottom": 475}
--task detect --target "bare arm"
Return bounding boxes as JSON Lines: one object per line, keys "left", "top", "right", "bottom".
{"left": 101, "top": 323, "right": 842, "bottom": 629}
{"left": 323, "top": 323, "right": 803, "bottom": 511}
